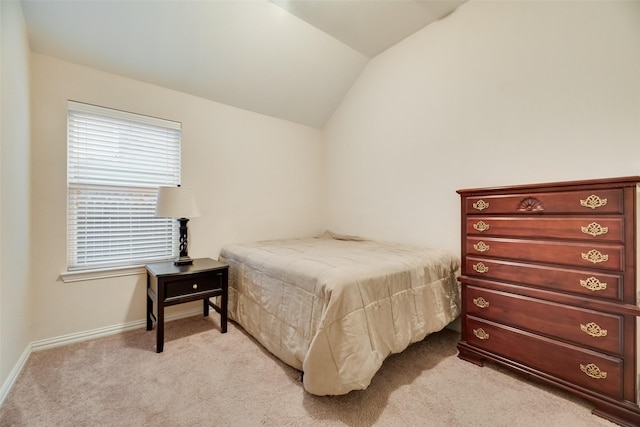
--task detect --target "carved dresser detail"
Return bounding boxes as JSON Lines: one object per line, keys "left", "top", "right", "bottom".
{"left": 457, "top": 176, "right": 640, "bottom": 426}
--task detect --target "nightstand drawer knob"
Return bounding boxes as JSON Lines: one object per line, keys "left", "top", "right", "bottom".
{"left": 193, "top": 284, "right": 198, "bottom": 289}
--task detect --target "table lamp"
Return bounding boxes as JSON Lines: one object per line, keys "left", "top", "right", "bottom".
{"left": 155, "top": 185, "right": 201, "bottom": 265}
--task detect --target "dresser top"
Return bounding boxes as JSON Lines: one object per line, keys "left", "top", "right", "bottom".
{"left": 457, "top": 176, "right": 640, "bottom": 196}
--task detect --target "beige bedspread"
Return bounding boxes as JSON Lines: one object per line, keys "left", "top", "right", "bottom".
{"left": 219, "top": 233, "right": 461, "bottom": 395}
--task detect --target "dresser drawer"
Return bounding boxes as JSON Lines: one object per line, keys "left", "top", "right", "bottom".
{"left": 466, "top": 286, "right": 623, "bottom": 355}
{"left": 465, "top": 216, "right": 624, "bottom": 242}
{"left": 163, "top": 271, "right": 223, "bottom": 300}
{"left": 465, "top": 257, "right": 623, "bottom": 301}
{"left": 466, "top": 237, "right": 623, "bottom": 271}
{"left": 466, "top": 189, "right": 623, "bottom": 215}
{"left": 464, "top": 316, "right": 623, "bottom": 400}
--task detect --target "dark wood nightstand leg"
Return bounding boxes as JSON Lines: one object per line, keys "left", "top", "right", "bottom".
{"left": 203, "top": 298, "right": 209, "bottom": 317}
{"left": 221, "top": 284, "right": 228, "bottom": 334}
{"left": 156, "top": 301, "right": 164, "bottom": 353}
{"left": 146, "top": 276, "right": 152, "bottom": 331}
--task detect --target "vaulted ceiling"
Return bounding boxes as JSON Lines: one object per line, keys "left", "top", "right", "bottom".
{"left": 21, "top": 0, "right": 465, "bottom": 128}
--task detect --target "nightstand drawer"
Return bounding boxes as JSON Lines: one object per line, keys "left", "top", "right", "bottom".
{"left": 164, "top": 271, "right": 223, "bottom": 299}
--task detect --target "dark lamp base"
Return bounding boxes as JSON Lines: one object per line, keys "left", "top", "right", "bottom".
{"left": 175, "top": 217, "right": 193, "bottom": 266}
{"left": 174, "top": 256, "right": 193, "bottom": 266}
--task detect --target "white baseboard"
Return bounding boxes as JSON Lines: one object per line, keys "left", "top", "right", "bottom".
{"left": 31, "top": 308, "right": 201, "bottom": 351}
{"left": 0, "top": 308, "right": 201, "bottom": 406}
{"left": 0, "top": 343, "right": 32, "bottom": 407}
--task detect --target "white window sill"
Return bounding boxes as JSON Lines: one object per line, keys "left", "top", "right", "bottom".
{"left": 60, "top": 265, "right": 147, "bottom": 283}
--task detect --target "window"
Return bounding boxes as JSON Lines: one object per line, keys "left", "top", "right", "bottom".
{"left": 67, "top": 101, "right": 181, "bottom": 271}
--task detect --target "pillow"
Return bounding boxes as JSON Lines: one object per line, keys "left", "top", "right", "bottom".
{"left": 322, "top": 230, "right": 369, "bottom": 241}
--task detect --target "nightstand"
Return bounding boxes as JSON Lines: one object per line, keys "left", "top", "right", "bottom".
{"left": 145, "top": 258, "right": 229, "bottom": 353}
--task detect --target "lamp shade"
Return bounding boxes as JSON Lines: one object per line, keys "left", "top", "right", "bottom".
{"left": 155, "top": 186, "right": 201, "bottom": 219}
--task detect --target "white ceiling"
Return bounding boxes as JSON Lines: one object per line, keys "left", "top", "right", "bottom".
{"left": 20, "top": 0, "right": 465, "bottom": 128}
{"left": 271, "top": 0, "right": 465, "bottom": 58}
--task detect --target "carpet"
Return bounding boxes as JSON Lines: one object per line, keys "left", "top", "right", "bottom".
{"left": 0, "top": 315, "right": 616, "bottom": 426}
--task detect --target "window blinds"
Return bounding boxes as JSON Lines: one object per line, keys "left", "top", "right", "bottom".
{"left": 67, "top": 101, "right": 181, "bottom": 270}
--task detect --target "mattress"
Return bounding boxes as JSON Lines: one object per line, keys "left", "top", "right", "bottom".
{"left": 219, "top": 232, "right": 461, "bottom": 395}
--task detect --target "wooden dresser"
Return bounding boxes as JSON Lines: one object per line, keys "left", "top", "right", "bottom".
{"left": 456, "top": 176, "right": 640, "bottom": 426}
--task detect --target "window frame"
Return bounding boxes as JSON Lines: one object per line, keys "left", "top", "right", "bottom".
{"left": 65, "top": 101, "right": 182, "bottom": 275}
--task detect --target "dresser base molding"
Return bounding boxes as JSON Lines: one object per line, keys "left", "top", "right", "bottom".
{"left": 457, "top": 342, "right": 640, "bottom": 427}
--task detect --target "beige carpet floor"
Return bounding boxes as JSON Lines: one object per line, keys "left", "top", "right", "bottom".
{"left": 0, "top": 315, "right": 616, "bottom": 426}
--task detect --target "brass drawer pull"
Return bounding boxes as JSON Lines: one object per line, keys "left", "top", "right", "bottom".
{"left": 473, "top": 297, "right": 490, "bottom": 308}
{"left": 580, "top": 322, "right": 608, "bottom": 337}
{"left": 580, "top": 195, "right": 607, "bottom": 210}
{"left": 473, "top": 328, "right": 490, "bottom": 340}
{"left": 473, "top": 241, "right": 490, "bottom": 252}
{"left": 581, "top": 249, "right": 609, "bottom": 264}
{"left": 580, "top": 277, "right": 607, "bottom": 291}
{"left": 473, "top": 221, "right": 490, "bottom": 232}
{"left": 580, "top": 363, "right": 607, "bottom": 379}
{"left": 472, "top": 262, "right": 489, "bottom": 273}
{"left": 192, "top": 284, "right": 198, "bottom": 289}
{"left": 472, "top": 200, "right": 489, "bottom": 211}
{"left": 581, "top": 222, "right": 608, "bottom": 237}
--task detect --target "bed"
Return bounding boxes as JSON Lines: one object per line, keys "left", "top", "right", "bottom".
{"left": 218, "top": 232, "right": 461, "bottom": 396}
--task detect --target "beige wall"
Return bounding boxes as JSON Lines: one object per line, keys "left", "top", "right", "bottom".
{"left": 5, "top": 0, "right": 640, "bottom": 394}
{"left": 0, "top": 0, "right": 32, "bottom": 388}
{"left": 29, "top": 54, "right": 324, "bottom": 341}
{"left": 325, "top": 0, "right": 640, "bottom": 253}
